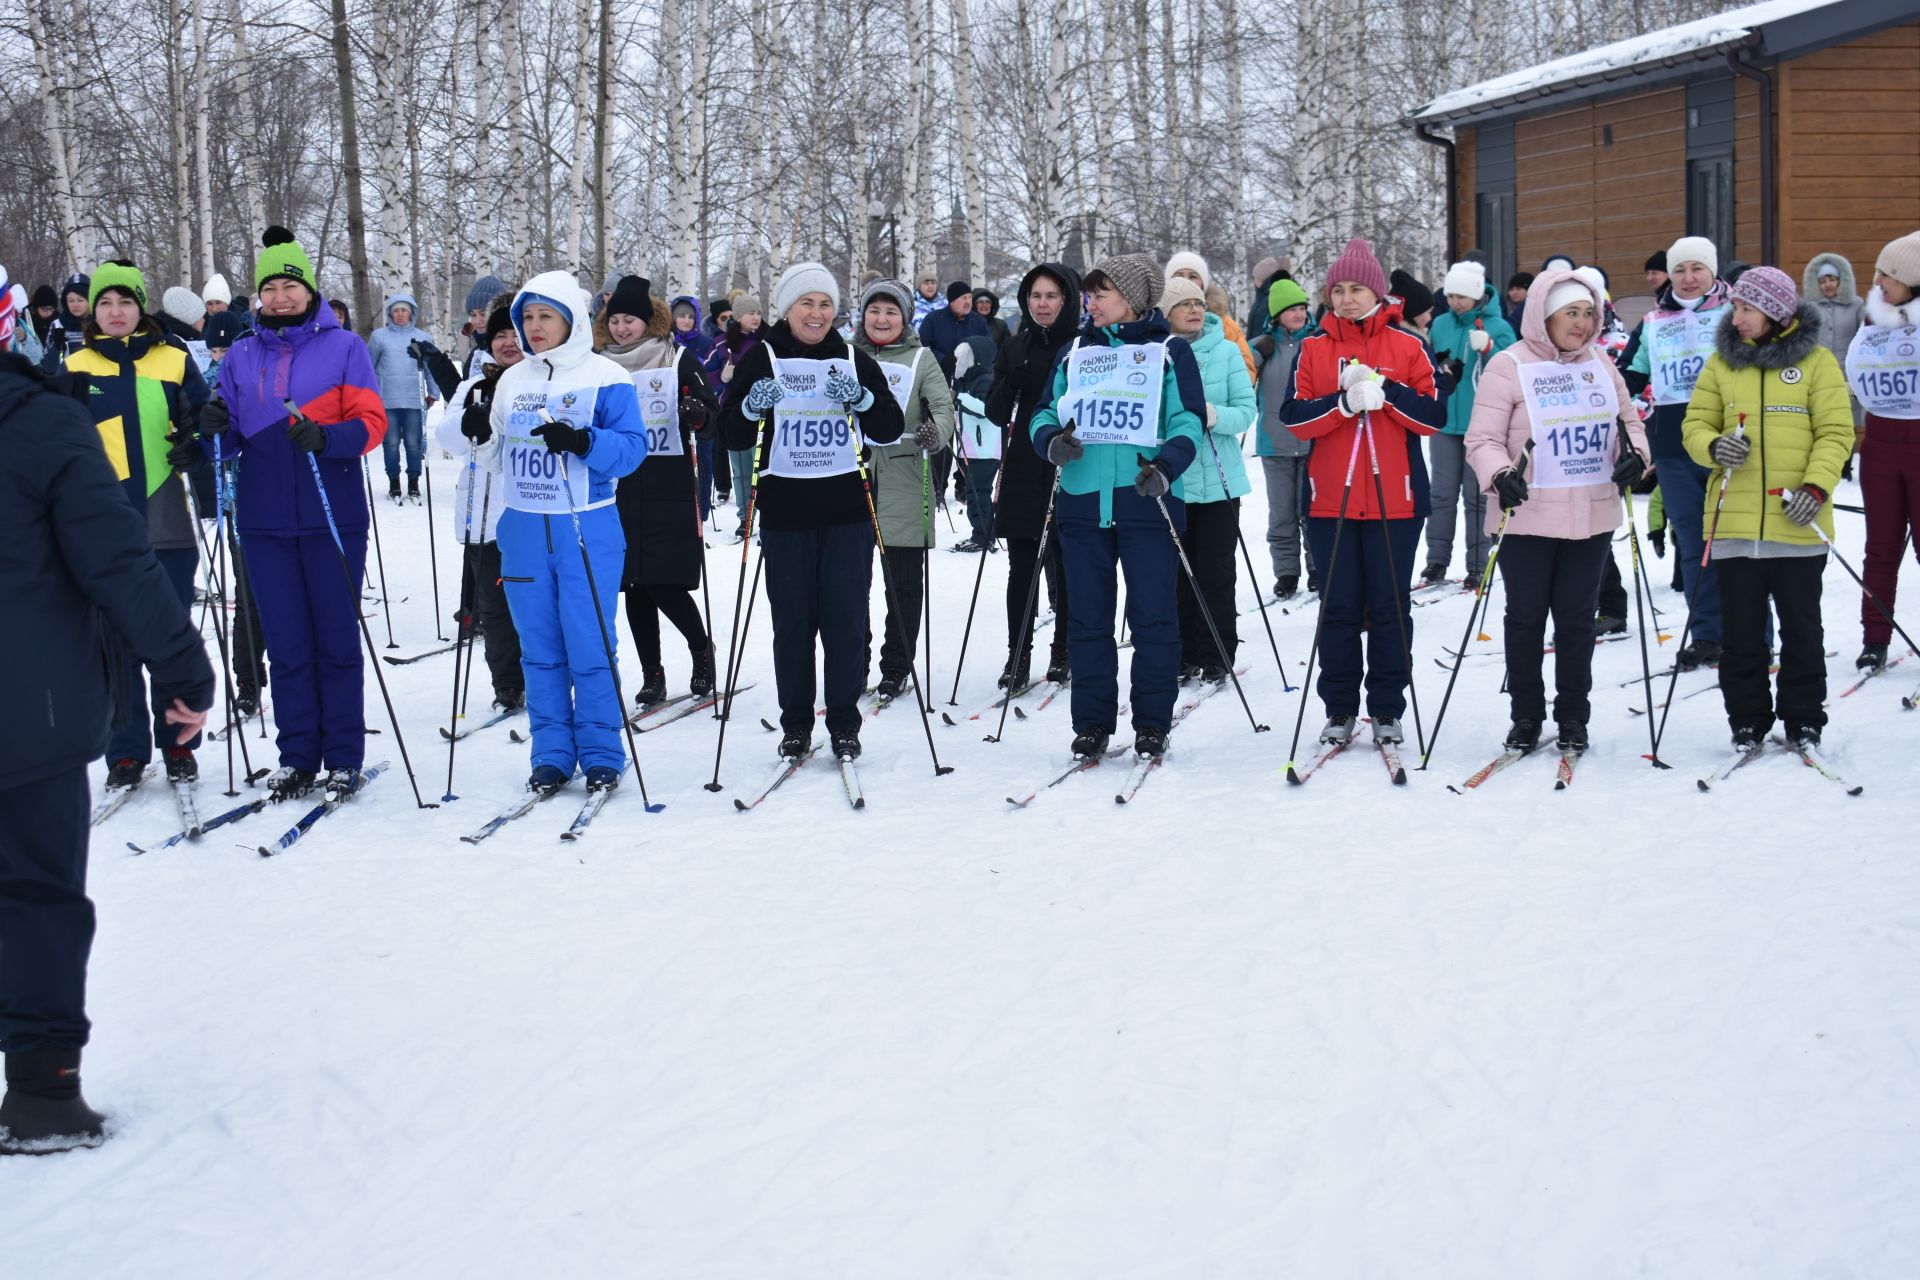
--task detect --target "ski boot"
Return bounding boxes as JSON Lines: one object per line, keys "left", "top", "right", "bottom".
{"left": 1178, "top": 662, "right": 1203, "bottom": 685}
{"left": 387, "top": 476, "right": 402, "bottom": 501}
{"left": 528, "top": 764, "right": 570, "bottom": 795}
{"left": 1730, "top": 724, "right": 1765, "bottom": 752}
{"left": 1318, "top": 716, "right": 1355, "bottom": 746}
{"left": 689, "top": 645, "right": 716, "bottom": 697}
{"left": 997, "top": 651, "right": 1031, "bottom": 692}
{"left": 266, "top": 767, "right": 316, "bottom": 801}
{"left": 162, "top": 748, "right": 198, "bottom": 783}
{"left": 1070, "top": 728, "right": 1111, "bottom": 758}
{"left": 1134, "top": 728, "right": 1169, "bottom": 758}
{"left": 1676, "top": 640, "right": 1722, "bottom": 672}
{"left": 1045, "top": 643, "right": 1070, "bottom": 686}
{"left": 1372, "top": 717, "right": 1404, "bottom": 745}
{"left": 493, "top": 689, "right": 525, "bottom": 713}
{"left": 875, "top": 672, "right": 909, "bottom": 700}
{"left": 634, "top": 668, "right": 667, "bottom": 708}
{"left": 0, "top": 1049, "right": 106, "bottom": 1156}
{"left": 1276, "top": 575, "right": 1298, "bottom": 601}
{"left": 1419, "top": 561, "right": 1447, "bottom": 586}
{"left": 777, "top": 730, "right": 812, "bottom": 760}
{"left": 584, "top": 764, "right": 621, "bottom": 791}
{"left": 830, "top": 728, "right": 862, "bottom": 760}
{"left": 1594, "top": 613, "right": 1627, "bottom": 637}
{"left": 234, "top": 687, "right": 260, "bottom": 718}
{"left": 1856, "top": 643, "right": 1888, "bottom": 672}
{"left": 1555, "top": 721, "right": 1589, "bottom": 753}
{"left": 1199, "top": 665, "right": 1228, "bottom": 685}
{"left": 407, "top": 475, "right": 421, "bottom": 500}
{"left": 105, "top": 757, "right": 144, "bottom": 790}
{"left": 1785, "top": 721, "right": 1822, "bottom": 750}
{"left": 1504, "top": 719, "right": 1542, "bottom": 752}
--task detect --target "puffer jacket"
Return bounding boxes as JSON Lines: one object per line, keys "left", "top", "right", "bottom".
{"left": 986, "top": 263, "right": 1082, "bottom": 539}
{"left": 1802, "top": 254, "right": 1864, "bottom": 368}
{"left": 853, "top": 326, "right": 954, "bottom": 548}
{"left": 64, "top": 319, "right": 210, "bottom": 550}
{"left": 1463, "top": 268, "right": 1649, "bottom": 541}
{"left": 1680, "top": 303, "right": 1853, "bottom": 548}
{"left": 1254, "top": 318, "right": 1312, "bottom": 458}
{"left": 1179, "top": 312, "right": 1254, "bottom": 503}
{"left": 363, "top": 291, "right": 436, "bottom": 410}
{"left": 1620, "top": 279, "right": 1732, "bottom": 457}
{"left": 1428, "top": 288, "right": 1519, "bottom": 435}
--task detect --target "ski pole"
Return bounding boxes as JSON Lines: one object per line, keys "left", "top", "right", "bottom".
{"left": 423, "top": 458, "right": 445, "bottom": 640}
{"left": 1780, "top": 488, "right": 1920, "bottom": 660}
{"left": 1202, "top": 431, "right": 1294, "bottom": 691}
{"left": 1360, "top": 411, "right": 1429, "bottom": 757}
{"left": 197, "top": 430, "right": 257, "bottom": 793}
{"left": 856, "top": 440, "right": 953, "bottom": 776}
{"left": 1147, "top": 478, "right": 1269, "bottom": 734}
{"left": 1283, "top": 423, "right": 1365, "bottom": 775}
{"left": 360, "top": 458, "right": 399, "bottom": 648}
{"left": 443, "top": 440, "right": 491, "bottom": 802}
{"left": 280, "top": 402, "right": 433, "bottom": 808}
{"left": 706, "top": 419, "right": 769, "bottom": 791}
{"left": 989, "top": 474, "right": 1059, "bottom": 744}
{"left": 677, "top": 372, "right": 719, "bottom": 707}
{"left": 1420, "top": 440, "right": 1532, "bottom": 769}
{"left": 1622, "top": 479, "right": 1671, "bottom": 769}
{"left": 947, "top": 449, "right": 1003, "bottom": 705}
{"left": 542, "top": 416, "right": 663, "bottom": 812}
{"left": 1652, "top": 416, "right": 1745, "bottom": 756}
{"left": 922, "top": 442, "right": 934, "bottom": 687}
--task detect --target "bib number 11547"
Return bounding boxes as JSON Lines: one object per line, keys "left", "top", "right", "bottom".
{"left": 1546, "top": 422, "right": 1609, "bottom": 458}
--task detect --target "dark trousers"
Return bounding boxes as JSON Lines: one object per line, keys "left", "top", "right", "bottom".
{"left": 1496, "top": 532, "right": 1611, "bottom": 724}
{"left": 1859, "top": 419, "right": 1920, "bottom": 645}
{"left": 1657, "top": 451, "right": 1722, "bottom": 644}
{"left": 1597, "top": 551, "right": 1628, "bottom": 621}
{"left": 762, "top": 520, "right": 875, "bottom": 735}
{"left": 1005, "top": 534, "right": 1067, "bottom": 662}
{"left": 1058, "top": 517, "right": 1181, "bottom": 733}
{"left": 106, "top": 546, "right": 201, "bottom": 763}
{"left": 1305, "top": 516, "right": 1422, "bottom": 720}
{"left": 464, "top": 541, "right": 523, "bottom": 699}
{"left": 230, "top": 530, "right": 268, "bottom": 695}
{"left": 625, "top": 583, "right": 708, "bottom": 672}
{"left": 1177, "top": 498, "right": 1240, "bottom": 668}
{"left": 0, "top": 768, "right": 93, "bottom": 1053}
{"left": 873, "top": 545, "right": 925, "bottom": 680}
{"left": 249, "top": 531, "right": 368, "bottom": 772}
{"left": 1718, "top": 554, "right": 1827, "bottom": 733}
{"left": 961, "top": 458, "right": 998, "bottom": 544}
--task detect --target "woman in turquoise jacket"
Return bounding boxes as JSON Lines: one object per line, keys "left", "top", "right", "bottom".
{"left": 1028, "top": 253, "right": 1206, "bottom": 761}
{"left": 1163, "top": 276, "right": 1254, "bottom": 680}
{"left": 1424, "top": 260, "right": 1518, "bottom": 585}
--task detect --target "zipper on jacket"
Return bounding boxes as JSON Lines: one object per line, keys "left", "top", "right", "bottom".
{"left": 544, "top": 513, "right": 553, "bottom": 554}
{"left": 1756, "top": 372, "right": 1767, "bottom": 544}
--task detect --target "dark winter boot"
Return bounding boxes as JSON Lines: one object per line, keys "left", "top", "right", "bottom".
{"left": 875, "top": 672, "right": 909, "bottom": 700}
{"left": 830, "top": 727, "right": 862, "bottom": 760}
{"left": 0, "top": 1049, "right": 106, "bottom": 1156}
{"left": 1276, "top": 575, "right": 1298, "bottom": 601}
{"left": 1785, "top": 721, "right": 1822, "bottom": 750}
{"left": 1307, "top": 570, "right": 1321, "bottom": 595}
{"left": 585, "top": 764, "right": 621, "bottom": 790}
{"left": 1134, "top": 728, "right": 1169, "bottom": 757}
{"left": 1856, "top": 643, "right": 1888, "bottom": 672}
{"left": 105, "top": 758, "right": 144, "bottom": 790}
{"left": 998, "top": 651, "right": 1031, "bottom": 692}
{"left": 407, "top": 475, "right": 421, "bottom": 499}
{"left": 266, "top": 767, "right": 316, "bottom": 801}
{"left": 689, "top": 645, "right": 716, "bottom": 697}
{"left": 1178, "top": 661, "right": 1203, "bottom": 685}
{"left": 1504, "top": 719, "right": 1542, "bottom": 752}
{"left": 1420, "top": 561, "right": 1447, "bottom": 585}
{"left": 1676, "top": 640, "right": 1722, "bottom": 671}
{"left": 322, "top": 766, "right": 367, "bottom": 796}
{"left": 1594, "top": 614, "right": 1627, "bottom": 637}
{"left": 529, "top": 764, "right": 570, "bottom": 795}
{"left": 1556, "top": 721, "right": 1589, "bottom": 754}
{"left": 1045, "top": 642, "right": 1070, "bottom": 685}
{"left": 234, "top": 686, "right": 260, "bottom": 718}
{"left": 387, "top": 475, "right": 402, "bottom": 500}
{"left": 1070, "top": 728, "right": 1111, "bottom": 758}
{"left": 635, "top": 668, "right": 667, "bottom": 707}
{"left": 1731, "top": 724, "right": 1766, "bottom": 752}
{"left": 162, "top": 748, "right": 197, "bottom": 783}
{"left": 778, "top": 730, "right": 812, "bottom": 760}
{"left": 493, "top": 689, "right": 525, "bottom": 713}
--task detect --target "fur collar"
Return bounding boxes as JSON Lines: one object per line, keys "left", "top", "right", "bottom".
{"left": 1865, "top": 285, "right": 1920, "bottom": 329}
{"left": 1713, "top": 302, "right": 1822, "bottom": 371}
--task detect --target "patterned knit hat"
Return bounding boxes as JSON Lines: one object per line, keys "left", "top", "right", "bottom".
{"left": 254, "top": 225, "right": 316, "bottom": 292}
{"left": 1324, "top": 238, "right": 1388, "bottom": 299}
{"left": 1730, "top": 266, "right": 1798, "bottom": 324}
{"left": 1876, "top": 230, "right": 1920, "bottom": 289}
{"left": 1086, "top": 253, "right": 1161, "bottom": 316}
{"left": 89, "top": 260, "right": 148, "bottom": 311}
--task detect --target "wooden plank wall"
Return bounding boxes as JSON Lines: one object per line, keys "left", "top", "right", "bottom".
{"left": 1777, "top": 21, "right": 1920, "bottom": 285}
{"left": 1735, "top": 77, "right": 1761, "bottom": 265}
{"left": 1516, "top": 104, "right": 1596, "bottom": 271}
{"left": 1456, "top": 127, "right": 1477, "bottom": 267}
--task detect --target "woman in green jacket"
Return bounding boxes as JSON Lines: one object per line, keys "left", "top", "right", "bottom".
{"left": 1681, "top": 266, "right": 1853, "bottom": 751}
{"left": 851, "top": 279, "right": 953, "bottom": 700}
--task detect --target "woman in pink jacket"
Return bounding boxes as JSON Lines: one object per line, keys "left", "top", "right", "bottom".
{"left": 1466, "top": 268, "right": 1651, "bottom": 755}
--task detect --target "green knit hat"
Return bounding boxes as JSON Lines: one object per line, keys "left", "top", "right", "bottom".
{"left": 1267, "top": 276, "right": 1309, "bottom": 318}
{"left": 89, "top": 260, "right": 148, "bottom": 312}
{"left": 254, "top": 224, "right": 316, "bottom": 292}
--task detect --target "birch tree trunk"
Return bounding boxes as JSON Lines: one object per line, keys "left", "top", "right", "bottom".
{"left": 664, "top": 0, "right": 696, "bottom": 287}
{"left": 330, "top": 0, "right": 376, "bottom": 326}
{"left": 1222, "top": 0, "right": 1247, "bottom": 296}
{"left": 191, "top": 0, "right": 214, "bottom": 281}
{"left": 1159, "top": 0, "right": 1185, "bottom": 246}
{"left": 471, "top": 0, "right": 495, "bottom": 261}
{"left": 25, "top": 0, "right": 86, "bottom": 266}
{"left": 689, "top": 0, "right": 712, "bottom": 288}
{"left": 444, "top": 0, "right": 463, "bottom": 336}
{"left": 594, "top": 0, "right": 614, "bottom": 288}
{"left": 751, "top": 0, "right": 778, "bottom": 296}
{"left": 224, "top": 0, "right": 267, "bottom": 251}
{"left": 1097, "top": 0, "right": 1124, "bottom": 263}
{"left": 912, "top": 0, "right": 936, "bottom": 277}
{"left": 169, "top": 0, "right": 192, "bottom": 284}
{"left": 501, "top": 0, "right": 531, "bottom": 277}
{"left": 950, "top": 0, "right": 985, "bottom": 282}
{"left": 900, "top": 0, "right": 927, "bottom": 282}
{"left": 371, "top": 7, "right": 411, "bottom": 292}
{"left": 565, "top": 0, "right": 592, "bottom": 275}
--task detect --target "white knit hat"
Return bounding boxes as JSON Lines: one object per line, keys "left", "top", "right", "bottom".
{"left": 1164, "top": 251, "right": 1210, "bottom": 291}
{"left": 162, "top": 286, "right": 206, "bottom": 326}
{"left": 771, "top": 261, "right": 840, "bottom": 321}
{"left": 1666, "top": 236, "right": 1719, "bottom": 279}
{"left": 1441, "top": 261, "right": 1486, "bottom": 300}
{"left": 1545, "top": 277, "right": 1597, "bottom": 316}
{"left": 200, "top": 272, "right": 232, "bottom": 305}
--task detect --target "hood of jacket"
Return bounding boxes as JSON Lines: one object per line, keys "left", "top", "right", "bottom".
{"left": 511, "top": 271, "right": 597, "bottom": 373}
{"left": 1182, "top": 310, "right": 1226, "bottom": 356}
{"left": 384, "top": 291, "right": 420, "bottom": 328}
{"left": 592, "top": 295, "right": 671, "bottom": 350}
{"left": 1017, "top": 262, "right": 1082, "bottom": 349}
{"left": 1514, "top": 267, "right": 1607, "bottom": 362}
{"left": 1802, "top": 254, "right": 1859, "bottom": 305}
{"left": 1865, "top": 284, "right": 1920, "bottom": 329}
{"left": 1713, "top": 302, "right": 1823, "bottom": 371}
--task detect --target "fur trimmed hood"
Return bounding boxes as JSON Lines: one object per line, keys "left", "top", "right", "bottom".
{"left": 1713, "top": 302, "right": 1823, "bottom": 371}
{"left": 1802, "top": 253, "right": 1858, "bottom": 305}
{"left": 1865, "top": 284, "right": 1920, "bottom": 329}
{"left": 592, "top": 295, "right": 672, "bottom": 350}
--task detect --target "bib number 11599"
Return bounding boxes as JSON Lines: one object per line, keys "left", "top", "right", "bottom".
{"left": 777, "top": 419, "right": 852, "bottom": 449}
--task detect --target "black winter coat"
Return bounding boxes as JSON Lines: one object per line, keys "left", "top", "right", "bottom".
{"left": 0, "top": 354, "right": 214, "bottom": 785}
{"left": 984, "top": 263, "right": 1082, "bottom": 539}
{"left": 611, "top": 344, "right": 719, "bottom": 589}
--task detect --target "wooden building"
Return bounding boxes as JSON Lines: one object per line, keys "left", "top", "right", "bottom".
{"left": 1413, "top": 0, "right": 1920, "bottom": 309}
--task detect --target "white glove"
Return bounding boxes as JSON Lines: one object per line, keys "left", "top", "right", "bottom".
{"left": 1339, "top": 361, "right": 1376, "bottom": 390}
{"left": 1468, "top": 329, "right": 1492, "bottom": 353}
{"left": 1343, "top": 380, "right": 1387, "bottom": 415}
{"left": 1206, "top": 403, "right": 1218, "bottom": 427}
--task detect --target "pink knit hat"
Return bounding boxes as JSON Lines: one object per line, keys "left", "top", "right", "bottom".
{"left": 1324, "top": 238, "right": 1388, "bottom": 299}
{"left": 1730, "top": 265, "right": 1798, "bottom": 324}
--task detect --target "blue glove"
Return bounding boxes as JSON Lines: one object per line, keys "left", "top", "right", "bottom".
{"left": 744, "top": 377, "right": 784, "bottom": 419}
{"left": 824, "top": 366, "right": 873, "bottom": 413}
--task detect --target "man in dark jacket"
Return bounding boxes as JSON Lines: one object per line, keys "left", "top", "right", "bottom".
{"left": 917, "top": 282, "right": 988, "bottom": 380}
{"left": 0, "top": 353, "right": 214, "bottom": 1155}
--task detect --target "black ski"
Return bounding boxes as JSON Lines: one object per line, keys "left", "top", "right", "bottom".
{"left": 734, "top": 751, "right": 814, "bottom": 811}
{"left": 381, "top": 640, "right": 460, "bottom": 666}
{"left": 258, "top": 762, "right": 387, "bottom": 856}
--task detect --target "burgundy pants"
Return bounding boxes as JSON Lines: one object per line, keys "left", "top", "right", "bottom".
{"left": 1859, "top": 415, "right": 1920, "bottom": 645}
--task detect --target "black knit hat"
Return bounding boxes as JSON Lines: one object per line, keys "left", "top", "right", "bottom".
{"left": 1507, "top": 271, "right": 1535, "bottom": 292}
{"left": 707, "top": 296, "right": 731, "bottom": 317}
{"left": 30, "top": 284, "right": 57, "bottom": 309}
{"left": 484, "top": 295, "right": 516, "bottom": 346}
{"left": 1644, "top": 250, "right": 1667, "bottom": 272}
{"left": 1389, "top": 269, "right": 1433, "bottom": 321}
{"left": 946, "top": 281, "right": 973, "bottom": 302}
{"left": 606, "top": 275, "right": 654, "bottom": 322}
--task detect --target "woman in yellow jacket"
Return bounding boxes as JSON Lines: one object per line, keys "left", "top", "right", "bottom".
{"left": 1681, "top": 267, "right": 1853, "bottom": 751}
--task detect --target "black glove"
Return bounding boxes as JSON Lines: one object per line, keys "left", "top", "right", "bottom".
{"left": 1630, "top": 465, "right": 1659, "bottom": 496}
{"left": 678, "top": 395, "right": 708, "bottom": 428}
{"left": 1649, "top": 528, "right": 1666, "bottom": 558}
{"left": 461, "top": 400, "right": 492, "bottom": 443}
{"left": 1493, "top": 467, "right": 1529, "bottom": 510}
{"left": 198, "top": 397, "right": 230, "bottom": 439}
{"left": 1133, "top": 455, "right": 1171, "bottom": 500}
{"left": 166, "top": 431, "right": 202, "bottom": 472}
{"left": 1611, "top": 450, "right": 1647, "bottom": 488}
{"left": 533, "top": 420, "right": 592, "bottom": 457}
{"left": 407, "top": 340, "right": 424, "bottom": 361}
{"left": 1445, "top": 358, "right": 1466, "bottom": 385}
{"left": 914, "top": 420, "right": 941, "bottom": 451}
{"left": 1251, "top": 334, "right": 1275, "bottom": 361}
{"left": 287, "top": 415, "right": 327, "bottom": 453}
{"left": 1045, "top": 423, "right": 1084, "bottom": 467}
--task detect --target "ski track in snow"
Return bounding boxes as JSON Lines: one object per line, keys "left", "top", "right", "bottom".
{"left": 7, "top": 475, "right": 1917, "bottom": 1277}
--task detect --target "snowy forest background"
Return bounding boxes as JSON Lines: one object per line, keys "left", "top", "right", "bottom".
{"left": 4, "top": 0, "right": 1730, "bottom": 334}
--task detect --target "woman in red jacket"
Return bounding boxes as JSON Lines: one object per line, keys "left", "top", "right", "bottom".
{"left": 1280, "top": 238, "right": 1445, "bottom": 749}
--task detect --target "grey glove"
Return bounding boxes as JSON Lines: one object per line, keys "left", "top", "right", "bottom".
{"left": 1134, "top": 454, "right": 1171, "bottom": 499}
{"left": 1782, "top": 485, "right": 1825, "bottom": 526}
{"left": 1708, "top": 433, "right": 1751, "bottom": 469}
{"left": 824, "top": 366, "right": 872, "bottom": 412}
{"left": 1046, "top": 423, "right": 1084, "bottom": 467}
{"left": 744, "top": 377, "right": 784, "bottom": 419}
{"left": 914, "top": 421, "right": 941, "bottom": 451}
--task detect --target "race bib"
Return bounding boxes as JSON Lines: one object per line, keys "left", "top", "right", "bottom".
{"left": 880, "top": 348, "right": 925, "bottom": 411}
{"left": 501, "top": 384, "right": 597, "bottom": 513}
{"left": 955, "top": 402, "right": 1003, "bottom": 460}
{"left": 1519, "top": 358, "right": 1619, "bottom": 489}
{"left": 186, "top": 339, "right": 211, "bottom": 375}
{"left": 1846, "top": 323, "right": 1920, "bottom": 418}
{"left": 761, "top": 354, "right": 860, "bottom": 479}
{"left": 631, "top": 367, "right": 684, "bottom": 456}
{"left": 1061, "top": 340, "right": 1165, "bottom": 447}
{"left": 1645, "top": 309, "right": 1719, "bottom": 406}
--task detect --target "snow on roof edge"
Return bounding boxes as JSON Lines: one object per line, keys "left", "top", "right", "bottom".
{"left": 1414, "top": 0, "right": 1847, "bottom": 123}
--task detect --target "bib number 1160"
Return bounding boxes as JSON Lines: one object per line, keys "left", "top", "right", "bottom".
{"left": 509, "top": 445, "right": 561, "bottom": 479}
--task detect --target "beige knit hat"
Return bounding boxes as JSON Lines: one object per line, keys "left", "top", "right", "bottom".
{"left": 1159, "top": 276, "right": 1206, "bottom": 313}
{"left": 1876, "top": 230, "right": 1920, "bottom": 289}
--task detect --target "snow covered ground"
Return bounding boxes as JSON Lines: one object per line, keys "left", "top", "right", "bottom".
{"left": 6, "top": 458, "right": 1916, "bottom": 1277}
